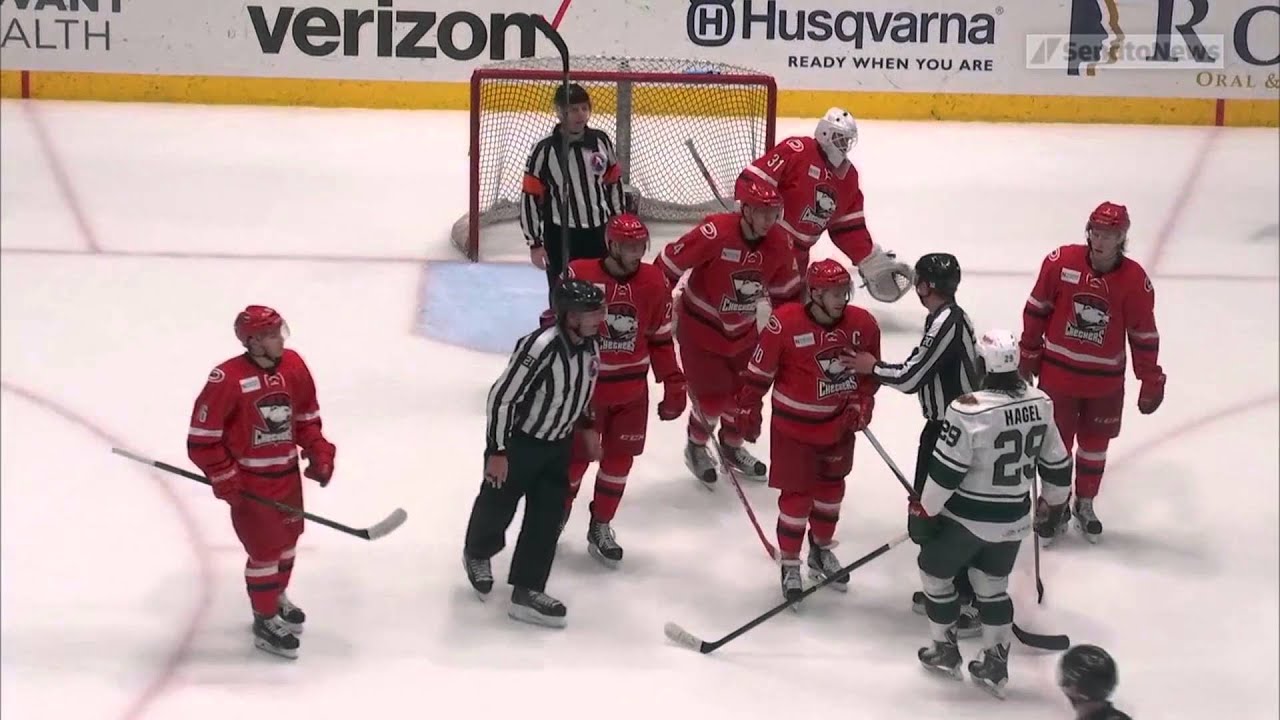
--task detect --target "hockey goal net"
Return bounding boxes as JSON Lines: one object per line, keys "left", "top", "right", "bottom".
{"left": 451, "top": 56, "right": 777, "bottom": 261}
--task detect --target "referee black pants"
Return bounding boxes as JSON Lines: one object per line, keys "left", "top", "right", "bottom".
{"left": 464, "top": 432, "right": 571, "bottom": 593}
{"left": 915, "top": 419, "right": 975, "bottom": 603}
{"left": 543, "top": 222, "right": 608, "bottom": 303}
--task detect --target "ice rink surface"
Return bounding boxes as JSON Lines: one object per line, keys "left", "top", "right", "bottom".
{"left": 1, "top": 99, "right": 1277, "bottom": 720}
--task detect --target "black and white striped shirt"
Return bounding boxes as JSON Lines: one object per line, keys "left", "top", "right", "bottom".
{"left": 520, "top": 125, "right": 625, "bottom": 247}
{"left": 873, "top": 302, "right": 979, "bottom": 420}
{"left": 486, "top": 324, "right": 600, "bottom": 454}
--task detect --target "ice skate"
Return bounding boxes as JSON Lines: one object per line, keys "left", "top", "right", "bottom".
{"left": 806, "top": 534, "right": 848, "bottom": 592}
{"left": 1073, "top": 498, "right": 1103, "bottom": 543}
{"left": 586, "top": 517, "right": 623, "bottom": 568}
{"left": 918, "top": 627, "right": 962, "bottom": 680}
{"left": 463, "top": 551, "right": 493, "bottom": 599}
{"left": 968, "top": 643, "right": 1010, "bottom": 699}
{"left": 911, "top": 591, "right": 981, "bottom": 639}
{"left": 1035, "top": 497, "right": 1072, "bottom": 546}
{"left": 252, "top": 612, "right": 299, "bottom": 660}
{"left": 684, "top": 440, "right": 717, "bottom": 487}
{"left": 780, "top": 558, "right": 805, "bottom": 606}
{"left": 276, "top": 592, "right": 306, "bottom": 634}
{"left": 508, "top": 587, "right": 567, "bottom": 628}
{"left": 720, "top": 443, "right": 766, "bottom": 481}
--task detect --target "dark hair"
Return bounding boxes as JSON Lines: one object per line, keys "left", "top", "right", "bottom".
{"left": 983, "top": 370, "right": 1026, "bottom": 396}
{"left": 554, "top": 83, "right": 591, "bottom": 109}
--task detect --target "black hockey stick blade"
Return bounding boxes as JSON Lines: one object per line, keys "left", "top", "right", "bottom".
{"left": 111, "top": 447, "right": 408, "bottom": 541}
{"left": 664, "top": 532, "right": 909, "bottom": 655}
{"left": 1036, "top": 577, "right": 1045, "bottom": 605}
{"left": 1012, "top": 622, "right": 1070, "bottom": 651}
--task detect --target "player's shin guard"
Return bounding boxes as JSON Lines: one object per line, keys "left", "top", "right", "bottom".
{"left": 920, "top": 572, "right": 961, "bottom": 643}
{"left": 807, "top": 478, "right": 845, "bottom": 546}
{"left": 687, "top": 397, "right": 725, "bottom": 445}
{"left": 1074, "top": 436, "right": 1109, "bottom": 499}
{"left": 776, "top": 491, "right": 813, "bottom": 559}
{"left": 277, "top": 546, "right": 296, "bottom": 590}
{"left": 589, "top": 455, "right": 633, "bottom": 523}
{"left": 968, "top": 568, "right": 1014, "bottom": 648}
{"left": 245, "top": 557, "right": 282, "bottom": 616}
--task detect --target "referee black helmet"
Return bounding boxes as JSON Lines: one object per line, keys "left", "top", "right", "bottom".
{"left": 914, "top": 253, "right": 962, "bottom": 296}
{"left": 1058, "top": 644, "right": 1119, "bottom": 704}
{"left": 554, "top": 278, "right": 605, "bottom": 318}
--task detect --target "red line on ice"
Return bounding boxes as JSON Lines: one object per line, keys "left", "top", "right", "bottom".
{"left": 0, "top": 381, "right": 213, "bottom": 720}
{"left": 1146, "top": 126, "right": 1220, "bottom": 276}
{"left": 549, "top": 0, "right": 574, "bottom": 29}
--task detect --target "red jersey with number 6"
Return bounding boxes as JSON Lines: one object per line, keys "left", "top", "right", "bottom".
{"left": 186, "top": 349, "right": 327, "bottom": 500}
{"left": 1020, "top": 244, "right": 1162, "bottom": 398}
{"left": 740, "top": 302, "right": 882, "bottom": 446}
{"left": 658, "top": 212, "right": 802, "bottom": 357}
{"left": 737, "top": 135, "right": 872, "bottom": 270}
{"left": 567, "top": 258, "right": 680, "bottom": 404}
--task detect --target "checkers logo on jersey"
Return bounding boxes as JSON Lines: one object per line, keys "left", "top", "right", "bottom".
{"left": 799, "top": 184, "right": 837, "bottom": 229}
{"left": 1065, "top": 292, "right": 1111, "bottom": 345}
{"left": 721, "top": 270, "right": 765, "bottom": 313}
{"left": 602, "top": 303, "right": 639, "bottom": 353}
{"left": 253, "top": 392, "right": 294, "bottom": 446}
{"left": 814, "top": 346, "right": 858, "bottom": 399}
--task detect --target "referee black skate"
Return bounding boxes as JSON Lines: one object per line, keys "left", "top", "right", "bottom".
{"left": 462, "top": 279, "right": 605, "bottom": 628}
{"left": 850, "top": 253, "right": 981, "bottom": 633}
{"left": 520, "top": 82, "right": 626, "bottom": 303}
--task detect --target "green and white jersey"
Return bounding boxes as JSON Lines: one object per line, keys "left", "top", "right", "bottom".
{"left": 922, "top": 386, "right": 1072, "bottom": 543}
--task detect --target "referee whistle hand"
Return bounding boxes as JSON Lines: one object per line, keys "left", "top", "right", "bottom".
{"left": 484, "top": 454, "right": 509, "bottom": 488}
{"left": 529, "top": 246, "right": 548, "bottom": 270}
{"left": 849, "top": 351, "right": 878, "bottom": 375}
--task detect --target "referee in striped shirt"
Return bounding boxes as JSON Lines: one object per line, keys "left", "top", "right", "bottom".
{"left": 463, "top": 279, "right": 605, "bottom": 628}
{"left": 851, "top": 252, "right": 981, "bottom": 624}
{"left": 521, "top": 83, "right": 626, "bottom": 299}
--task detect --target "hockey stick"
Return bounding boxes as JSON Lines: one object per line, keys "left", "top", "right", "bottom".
{"left": 689, "top": 403, "right": 777, "bottom": 561}
{"left": 1031, "top": 476, "right": 1045, "bottom": 605}
{"left": 684, "top": 139, "right": 732, "bottom": 212}
{"left": 111, "top": 447, "right": 408, "bottom": 541}
{"left": 859, "top": 429, "right": 1070, "bottom": 651}
{"left": 530, "top": 14, "right": 574, "bottom": 287}
{"left": 664, "top": 532, "right": 908, "bottom": 654}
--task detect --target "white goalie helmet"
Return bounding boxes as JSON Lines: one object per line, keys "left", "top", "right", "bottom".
{"left": 815, "top": 107, "right": 858, "bottom": 166}
{"left": 977, "top": 329, "right": 1021, "bottom": 375}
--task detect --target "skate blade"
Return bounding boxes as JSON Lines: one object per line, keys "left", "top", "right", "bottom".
{"left": 808, "top": 569, "right": 849, "bottom": 593}
{"left": 507, "top": 604, "right": 567, "bottom": 629}
{"left": 970, "top": 675, "right": 1008, "bottom": 700}
{"left": 920, "top": 662, "right": 963, "bottom": 681}
{"left": 587, "top": 544, "right": 622, "bottom": 569}
{"left": 253, "top": 637, "right": 298, "bottom": 660}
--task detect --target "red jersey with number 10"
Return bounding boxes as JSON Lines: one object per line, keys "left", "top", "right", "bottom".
{"left": 658, "top": 212, "right": 802, "bottom": 357}
{"left": 740, "top": 302, "right": 882, "bottom": 446}
{"left": 1020, "top": 244, "right": 1162, "bottom": 398}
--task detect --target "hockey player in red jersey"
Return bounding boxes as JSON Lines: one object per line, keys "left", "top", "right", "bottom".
{"left": 187, "top": 306, "right": 336, "bottom": 659}
{"left": 1019, "top": 202, "right": 1165, "bottom": 542}
{"left": 658, "top": 181, "right": 803, "bottom": 486}
{"left": 735, "top": 259, "right": 881, "bottom": 600}
{"left": 736, "top": 107, "right": 912, "bottom": 303}
{"left": 563, "top": 214, "right": 686, "bottom": 567}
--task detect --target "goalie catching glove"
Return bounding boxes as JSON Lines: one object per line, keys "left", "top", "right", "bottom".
{"left": 857, "top": 244, "right": 915, "bottom": 303}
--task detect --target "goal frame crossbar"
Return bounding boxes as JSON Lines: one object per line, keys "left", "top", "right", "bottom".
{"left": 460, "top": 65, "right": 778, "bottom": 261}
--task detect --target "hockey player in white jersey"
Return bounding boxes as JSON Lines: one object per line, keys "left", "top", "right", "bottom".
{"left": 907, "top": 329, "right": 1072, "bottom": 698}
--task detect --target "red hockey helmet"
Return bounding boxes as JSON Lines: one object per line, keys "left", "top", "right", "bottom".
{"left": 735, "top": 180, "right": 783, "bottom": 208}
{"left": 807, "top": 259, "right": 852, "bottom": 290}
{"left": 606, "top": 213, "right": 650, "bottom": 246}
{"left": 234, "top": 305, "right": 287, "bottom": 346}
{"left": 1087, "top": 202, "right": 1130, "bottom": 233}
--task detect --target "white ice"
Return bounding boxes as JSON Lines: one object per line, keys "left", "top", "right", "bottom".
{"left": 1, "top": 99, "right": 1277, "bottom": 720}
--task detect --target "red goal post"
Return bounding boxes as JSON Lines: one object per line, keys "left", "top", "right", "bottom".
{"left": 451, "top": 56, "right": 778, "bottom": 261}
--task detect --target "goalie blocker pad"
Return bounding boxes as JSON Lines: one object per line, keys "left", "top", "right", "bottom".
{"left": 858, "top": 245, "right": 915, "bottom": 303}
